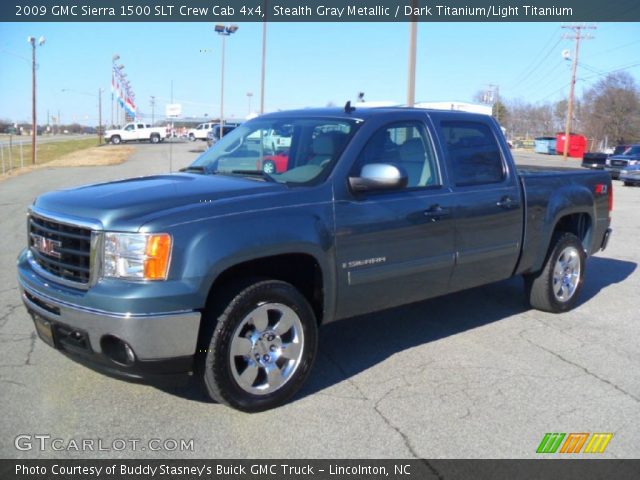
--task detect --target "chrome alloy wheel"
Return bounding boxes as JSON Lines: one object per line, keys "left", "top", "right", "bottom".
{"left": 552, "top": 246, "right": 581, "bottom": 302}
{"left": 229, "top": 303, "right": 304, "bottom": 395}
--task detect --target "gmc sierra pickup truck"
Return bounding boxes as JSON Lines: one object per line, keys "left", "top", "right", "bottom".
{"left": 17, "top": 107, "right": 612, "bottom": 412}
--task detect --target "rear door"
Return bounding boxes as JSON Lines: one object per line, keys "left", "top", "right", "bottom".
{"left": 434, "top": 117, "right": 523, "bottom": 291}
{"left": 334, "top": 114, "right": 456, "bottom": 319}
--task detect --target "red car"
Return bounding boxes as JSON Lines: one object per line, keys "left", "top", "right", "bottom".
{"left": 259, "top": 151, "right": 289, "bottom": 174}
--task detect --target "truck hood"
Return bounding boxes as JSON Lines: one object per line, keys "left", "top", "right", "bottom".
{"left": 33, "top": 173, "right": 284, "bottom": 230}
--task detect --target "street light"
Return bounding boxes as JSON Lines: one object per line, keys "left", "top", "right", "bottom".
{"left": 246, "top": 92, "right": 253, "bottom": 115}
{"left": 61, "top": 88, "right": 104, "bottom": 145}
{"left": 28, "top": 35, "right": 45, "bottom": 165}
{"left": 214, "top": 24, "right": 238, "bottom": 137}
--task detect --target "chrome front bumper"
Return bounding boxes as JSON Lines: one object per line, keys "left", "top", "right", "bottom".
{"left": 18, "top": 279, "right": 201, "bottom": 362}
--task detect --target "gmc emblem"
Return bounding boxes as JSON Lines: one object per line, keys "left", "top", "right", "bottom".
{"left": 32, "top": 234, "right": 62, "bottom": 258}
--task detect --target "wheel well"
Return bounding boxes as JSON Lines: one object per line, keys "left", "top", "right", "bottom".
{"left": 206, "top": 254, "right": 324, "bottom": 324}
{"left": 553, "top": 213, "right": 592, "bottom": 249}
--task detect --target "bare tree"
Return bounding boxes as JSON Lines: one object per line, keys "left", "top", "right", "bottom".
{"left": 580, "top": 72, "right": 640, "bottom": 145}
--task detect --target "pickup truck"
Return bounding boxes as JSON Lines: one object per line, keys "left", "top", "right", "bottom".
{"left": 581, "top": 145, "right": 628, "bottom": 170}
{"left": 188, "top": 122, "right": 216, "bottom": 142}
{"left": 605, "top": 144, "right": 640, "bottom": 179}
{"left": 17, "top": 107, "right": 612, "bottom": 412}
{"left": 104, "top": 122, "right": 167, "bottom": 145}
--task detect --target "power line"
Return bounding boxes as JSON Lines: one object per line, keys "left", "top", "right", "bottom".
{"left": 507, "top": 27, "right": 561, "bottom": 89}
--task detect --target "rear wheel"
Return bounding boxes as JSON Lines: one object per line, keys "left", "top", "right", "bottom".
{"left": 525, "top": 233, "right": 586, "bottom": 313}
{"left": 199, "top": 279, "right": 318, "bottom": 412}
{"left": 150, "top": 134, "right": 160, "bottom": 144}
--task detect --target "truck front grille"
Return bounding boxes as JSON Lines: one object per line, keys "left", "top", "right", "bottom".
{"left": 29, "top": 213, "right": 92, "bottom": 285}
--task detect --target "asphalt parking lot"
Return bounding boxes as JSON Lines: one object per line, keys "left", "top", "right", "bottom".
{"left": 1, "top": 142, "right": 638, "bottom": 459}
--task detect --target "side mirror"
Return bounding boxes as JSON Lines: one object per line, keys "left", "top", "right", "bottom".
{"left": 349, "top": 163, "right": 408, "bottom": 192}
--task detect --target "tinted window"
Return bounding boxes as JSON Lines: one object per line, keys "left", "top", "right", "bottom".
{"left": 353, "top": 122, "right": 439, "bottom": 188}
{"left": 441, "top": 121, "right": 504, "bottom": 186}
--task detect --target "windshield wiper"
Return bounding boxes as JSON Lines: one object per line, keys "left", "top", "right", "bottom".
{"left": 229, "top": 170, "right": 276, "bottom": 182}
{"left": 179, "top": 165, "right": 207, "bottom": 174}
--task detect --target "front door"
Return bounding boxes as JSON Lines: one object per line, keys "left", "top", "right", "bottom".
{"left": 334, "top": 118, "right": 456, "bottom": 319}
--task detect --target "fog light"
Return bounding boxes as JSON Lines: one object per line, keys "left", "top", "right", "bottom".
{"left": 101, "top": 335, "right": 136, "bottom": 366}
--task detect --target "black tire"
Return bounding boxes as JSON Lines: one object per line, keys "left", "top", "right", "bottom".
{"left": 525, "top": 232, "right": 586, "bottom": 313}
{"left": 150, "top": 134, "right": 160, "bottom": 144}
{"left": 199, "top": 279, "right": 318, "bottom": 412}
{"left": 111, "top": 135, "right": 121, "bottom": 145}
{"left": 189, "top": 134, "right": 195, "bottom": 142}
{"left": 623, "top": 181, "right": 632, "bottom": 187}
{"left": 262, "top": 161, "right": 276, "bottom": 174}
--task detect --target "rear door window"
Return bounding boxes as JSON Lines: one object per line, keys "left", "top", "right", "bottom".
{"left": 440, "top": 121, "right": 505, "bottom": 186}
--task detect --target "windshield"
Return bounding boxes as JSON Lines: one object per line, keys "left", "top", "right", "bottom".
{"left": 622, "top": 146, "right": 640, "bottom": 156}
{"left": 189, "top": 117, "right": 360, "bottom": 184}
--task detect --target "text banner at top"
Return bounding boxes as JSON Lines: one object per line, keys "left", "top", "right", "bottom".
{"left": 3, "top": 0, "right": 640, "bottom": 22}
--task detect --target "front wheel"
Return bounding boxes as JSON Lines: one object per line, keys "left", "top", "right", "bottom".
{"left": 525, "top": 232, "right": 586, "bottom": 313}
{"left": 623, "top": 181, "right": 632, "bottom": 187}
{"left": 111, "top": 135, "right": 121, "bottom": 145}
{"left": 199, "top": 279, "right": 318, "bottom": 412}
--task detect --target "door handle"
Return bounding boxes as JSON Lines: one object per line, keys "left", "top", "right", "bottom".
{"left": 424, "top": 205, "right": 451, "bottom": 221}
{"left": 496, "top": 196, "right": 518, "bottom": 209}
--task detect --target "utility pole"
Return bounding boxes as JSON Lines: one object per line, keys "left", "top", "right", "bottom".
{"left": 260, "top": 0, "right": 267, "bottom": 114}
{"left": 562, "top": 24, "right": 595, "bottom": 160}
{"left": 28, "top": 36, "right": 45, "bottom": 165}
{"left": 406, "top": 2, "right": 418, "bottom": 107}
{"left": 150, "top": 96, "right": 156, "bottom": 124}
{"left": 98, "top": 88, "right": 103, "bottom": 145}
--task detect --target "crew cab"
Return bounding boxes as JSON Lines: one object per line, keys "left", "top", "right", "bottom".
{"left": 104, "top": 123, "right": 167, "bottom": 145}
{"left": 17, "top": 107, "right": 612, "bottom": 412}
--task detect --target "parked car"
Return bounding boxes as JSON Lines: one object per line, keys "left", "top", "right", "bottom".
{"left": 258, "top": 150, "right": 289, "bottom": 174}
{"left": 605, "top": 144, "right": 640, "bottom": 179}
{"left": 104, "top": 122, "right": 167, "bottom": 144}
{"left": 18, "top": 107, "right": 612, "bottom": 412}
{"left": 582, "top": 145, "right": 628, "bottom": 170}
{"left": 620, "top": 164, "right": 640, "bottom": 186}
{"left": 206, "top": 124, "right": 240, "bottom": 147}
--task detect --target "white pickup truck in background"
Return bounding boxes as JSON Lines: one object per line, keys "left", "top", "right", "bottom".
{"left": 104, "top": 123, "right": 167, "bottom": 144}
{"left": 188, "top": 122, "right": 216, "bottom": 141}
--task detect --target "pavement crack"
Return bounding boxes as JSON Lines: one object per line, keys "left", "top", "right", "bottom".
{"left": 0, "top": 303, "right": 23, "bottom": 328}
{"left": 520, "top": 329, "right": 640, "bottom": 404}
{"left": 25, "top": 331, "right": 37, "bottom": 365}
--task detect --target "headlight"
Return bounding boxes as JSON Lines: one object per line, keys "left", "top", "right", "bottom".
{"left": 629, "top": 160, "right": 638, "bottom": 166}
{"left": 103, "top": 233, "right": 172, "bottom": 280}
{"left": 621, "top": 170, "right": 628, "bottom": 175}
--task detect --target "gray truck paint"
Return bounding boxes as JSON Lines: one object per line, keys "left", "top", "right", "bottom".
{"left": 17, "top": 108, "right": 612, "bottom": 371}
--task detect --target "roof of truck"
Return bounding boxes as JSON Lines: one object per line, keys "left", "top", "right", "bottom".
{"left": 260, "top": 106, "right": 492, "bottom": 121}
